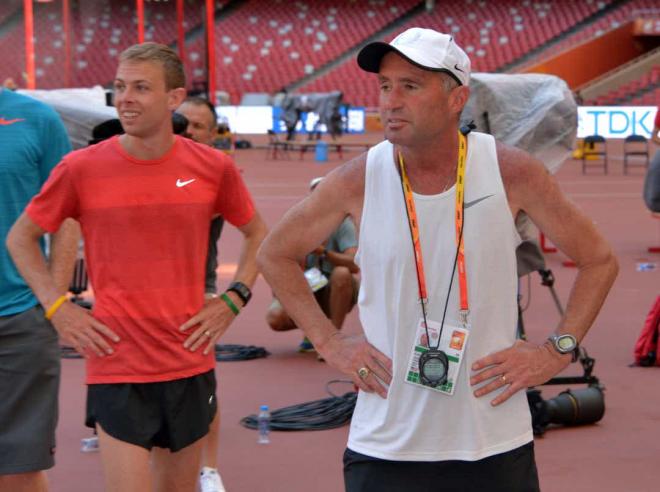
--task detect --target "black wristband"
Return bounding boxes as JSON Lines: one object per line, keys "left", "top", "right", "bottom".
{"left": 227, "top": 281, "right": 251, "bottom": 306}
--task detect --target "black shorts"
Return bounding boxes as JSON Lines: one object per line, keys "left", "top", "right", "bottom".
{"left": 343, "top": 442, "right": 540, "bottom": 492}
{"left": 0, "top": 305, "right": 60, "bottom": 474}
{"left": 86, "top": 369, "right": 217, "bottom": 452}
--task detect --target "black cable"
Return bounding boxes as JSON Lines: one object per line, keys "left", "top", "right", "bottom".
{"left": 214, "top": 344, "right": 269, "bottom": 361}
{"left": 325, "top": 379, "right": 355, "bottom": 397}
{"left": 241, "top": 384, "right": 358, "bottom": 431}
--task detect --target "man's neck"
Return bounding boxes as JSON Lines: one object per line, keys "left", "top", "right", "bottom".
{"left": 119, "top": 131, "right": 176, "bottom": 161}
{"left": 396, "top": 131, "right": 460, "bottom": 194}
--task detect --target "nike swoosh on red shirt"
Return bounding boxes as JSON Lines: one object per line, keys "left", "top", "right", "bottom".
{"left": 0, "top": 117, "right": 25, "bottom": 125}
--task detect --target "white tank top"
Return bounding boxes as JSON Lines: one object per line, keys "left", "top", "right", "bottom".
{"left": 350, "top": 132, "right": 533, "bottom": 461}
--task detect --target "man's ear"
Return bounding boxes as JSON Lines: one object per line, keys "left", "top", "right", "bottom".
{"left": 167, "top": 87, "right": 187, "bottom": 111}
{"left": 449, "top": 85, "right": 470, "bottom": 115}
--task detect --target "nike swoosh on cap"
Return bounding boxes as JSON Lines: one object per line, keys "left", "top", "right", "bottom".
{"left": 464, "top": 194, "right": 494, "bottom": 209}
{"left": 0, "top": 117, "right": 25, "bottom": 125}
{"left": 454, "top": 64, "right": 464, "bottom": 73}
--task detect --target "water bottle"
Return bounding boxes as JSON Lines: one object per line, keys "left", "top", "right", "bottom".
{"left": 80, "top": 436, "right": 99, "bottom": 452}
{"left": 257, "top": 405, "right": 270, "bottom": 444}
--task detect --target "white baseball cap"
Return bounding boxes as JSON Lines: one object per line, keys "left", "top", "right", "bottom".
{"left": 357, "top": 27, "right": 471, "bottom": 86}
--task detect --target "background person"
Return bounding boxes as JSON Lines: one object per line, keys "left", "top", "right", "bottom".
{"left": 176, "top": 96, "right": 229, "bottom": 492}
{"left": 0, "top": 87, "right": 77, "bottom": 492}
{"left": 7, "top": 43, "right": 267, "bottom": 492}
{"left": 258, "top": 27, "right": 618, "bottom": 492}
{"left": 176, "top": 96, "right": 225, "bottom": 299}
{"left": 266, "top": 177, "right": 359, "bottom": 354}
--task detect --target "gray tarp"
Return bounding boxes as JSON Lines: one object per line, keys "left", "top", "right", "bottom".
{"left": 461, "top": 72, "right": 577, "bottom": 174}
{"left": 460, "top": 73, "right": 578, "bottom": 275}
{"left": 18, "top": 87, "right": 117, "bottom": 150}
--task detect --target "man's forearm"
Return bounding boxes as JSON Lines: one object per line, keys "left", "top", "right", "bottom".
{"left": 7, "top": 215, "right": 63, "bottom": 309}
{"left": 230, "top": 216, "right": 268, "bottom": 290}
{"left": 261, "top": 255, "right": 339, "bottom": 346}
{"left": 48, "top": 218, "right": 80, "bottom": 295}
{"left": 555, "top": 252, "right": 618, "bottom": 341}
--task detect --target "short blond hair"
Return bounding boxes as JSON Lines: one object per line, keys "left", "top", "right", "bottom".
{"left": 119, "top": 42, "right": 185, "bottom": 90}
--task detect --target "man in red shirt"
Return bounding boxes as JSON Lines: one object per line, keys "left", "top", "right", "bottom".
{"left": 7, "top": 43, "right": 267, "bottom": 492}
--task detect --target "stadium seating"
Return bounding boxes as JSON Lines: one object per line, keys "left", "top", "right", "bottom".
{"left": 302, "top": 0, "right": 614, "bottom": 107}
{"left": 183, "top": 0, "right": 419, "bottom": 103}
{"left": 588, "top": 66, "right": 660, "bottom": 105}
{"left": 0, "top": 0, "right": 655, "bottom": 107}
{"left": 521, "top": 0, "right": 660, "bottom": 69}
{"left": 0, "top": 0, "right": 19, "bottom": 25}
{"left": 629, "top": 87, "right": 660, "bottom": 106}
{"left": 0, "top": 0, "right": 204, "bottom": 89}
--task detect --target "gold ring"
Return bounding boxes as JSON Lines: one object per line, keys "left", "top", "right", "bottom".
{"left": 357, "top": 367, "right": 370, "bottom": 379}
{"left": 501, "top": 375, "right": 507, "bottom": 384}
{"left": 205, "top": 330, "right": 212, "bottom": 337}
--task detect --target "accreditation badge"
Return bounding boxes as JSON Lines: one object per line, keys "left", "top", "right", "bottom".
{"left": 405, "top": 318, "right": 470, "bottom": 395}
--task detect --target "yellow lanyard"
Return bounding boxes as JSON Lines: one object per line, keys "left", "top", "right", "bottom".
{"left": 397, "top": 131, "right": 469, "bottom": 327}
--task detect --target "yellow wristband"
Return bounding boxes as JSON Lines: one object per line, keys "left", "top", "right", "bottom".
{"left": 45, "top": 295, "right": 68, "bottom": 320}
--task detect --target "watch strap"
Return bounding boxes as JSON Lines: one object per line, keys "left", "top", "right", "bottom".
{"left": 227, "top": 281, "right": 251, "bottom": 306}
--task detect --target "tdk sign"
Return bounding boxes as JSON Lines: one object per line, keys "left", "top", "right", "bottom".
{"left": 578, "top": 106, "right": 656, "bottom": 139}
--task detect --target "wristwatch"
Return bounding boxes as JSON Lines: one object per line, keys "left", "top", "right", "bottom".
{"left": 227, "top": 281, "right": 252, "bottom": 306}
{"left": 547, "top": 334, "right": 579, "bottom": 362}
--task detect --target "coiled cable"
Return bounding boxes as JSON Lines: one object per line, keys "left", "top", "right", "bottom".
{"left": 241, "top": 380, "right": 357, "bottom": 431}
{"left": 215, "top": 344, "right": 269, "bottom": 361}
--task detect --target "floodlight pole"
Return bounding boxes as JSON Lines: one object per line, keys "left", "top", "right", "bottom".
{"left": 205, "top": 0, "right": 216, "bottom": 104}
{"left": 136, "top": 0, "right": 145, "bottom": 43}
{"left": 23, "top": 0, "right": 35, "bottom": 89}
{"left": 176, "top": 0, "right": 185, "bottom": 64}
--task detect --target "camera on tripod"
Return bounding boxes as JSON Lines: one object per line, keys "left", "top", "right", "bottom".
{"left": 516, "top": 240, "right": 606, "bottom": 436}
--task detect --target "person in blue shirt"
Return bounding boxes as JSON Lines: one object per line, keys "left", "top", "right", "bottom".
{"left": 0, "top": 88, "right": 78, "bottom": 492}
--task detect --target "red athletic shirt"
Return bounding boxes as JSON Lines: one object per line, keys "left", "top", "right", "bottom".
{"left": 26, "top": 135, "right": 255, "bottom": 384}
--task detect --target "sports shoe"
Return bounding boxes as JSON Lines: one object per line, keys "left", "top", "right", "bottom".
{"left": 199, "top": 467, "right": 226, "bottom": 492}
{"left": 298, "top": 337, "right": 315, "bottom": 353}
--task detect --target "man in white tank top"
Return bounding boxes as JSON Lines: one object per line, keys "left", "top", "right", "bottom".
{"left": 259, "top": 28, "right": 618, "bottom": 492}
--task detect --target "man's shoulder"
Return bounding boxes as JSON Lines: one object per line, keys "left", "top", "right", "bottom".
{"left": 494, "top": 140, "right": 544, "bottom": 186}
{"left": 63, "top": 137, "right": 117, "bottom": 169}
{"left": 5, "top": 91, "right": 61, "bottom": 121}
{"left": 333, "top": 152, "right": 368, "bottom": 190}
{"left": 176, "top": 136, "right": 234, "bottom": 168}
{"left": 494, "top": 139, "right": 555, "bottom": 214}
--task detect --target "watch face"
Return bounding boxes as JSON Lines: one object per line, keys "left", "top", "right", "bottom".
{"left": 419, "top": 350, "right": 449, "bottom": 387}
{"left": 557, "top": 335, "right": 576, "bottom": 352}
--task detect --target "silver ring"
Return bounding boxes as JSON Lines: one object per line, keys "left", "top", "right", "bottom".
{"left": 357, "top": 367, "right": 370, "bottom": 379}
{"left": 501, "top": 375, "right": 507, "bottom": 384}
